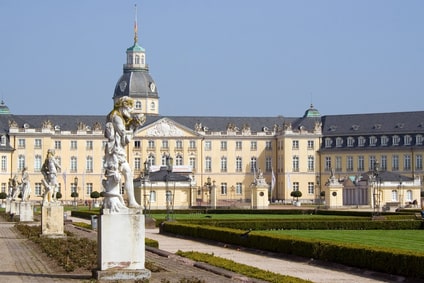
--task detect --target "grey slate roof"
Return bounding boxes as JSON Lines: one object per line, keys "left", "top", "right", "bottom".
{"left": 321, "top": 111, "right": 424, "bottom": 136}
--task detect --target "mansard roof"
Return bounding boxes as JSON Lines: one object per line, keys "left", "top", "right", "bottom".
{"left": 321, "top": 111, "right": 424, "bottom": 136}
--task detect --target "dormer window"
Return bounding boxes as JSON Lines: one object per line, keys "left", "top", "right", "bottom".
{"left": 358, "top": 136, "right": 366, "bottom": 147}
{"left": 352, "top": 124, "right": 360, "bottom": 131}
{"left": 396, "top": 123, "right": 404, "bottom": 129}
{"left": 347, "top": 137, "right": 355, "bottom": 147}
{"left": 336, "top": 137, "right": 343, "bottom": 147}
{"left": 325, "top": 138, "right": 333, "bottom": 148}
{"left": 369, "top": 136, "right": 377, "bottom": 146}
{"left": 381, "top": 135, "right": 389, "bottom": 146}
{"left": 373, "top": 124, "right": 382, "bottom": 129}
{"left": 404, "top": 135, "right": 412, "bottom": 146}
{"left": 392, "top": 135, "right": 400, "bottom": 146}
{"left": 0, "top": 135, "right": 6, "bottom": 146}
{"left": 416, "top": 134, "right": 423, "bottom": 145}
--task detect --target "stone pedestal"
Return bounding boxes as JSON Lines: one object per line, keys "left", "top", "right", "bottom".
{"left": 41, "top": 203, "right": 65, "bottom": 237}
{"left": 10, "top": 201, "right": 20, "bottom": 216}
{"left": 251, "top": 180, "right": 269, "bottom": 209}
{"left": 5, "top": 198, "right": 11, "bottom": 213}
{"left": 93, "top": 208, "right": 151, "bottom": 281}
{"left": 19, "top": 202, "right": 34, "bottom": 222}
{"left": 325, "top": 178, "right": 343, "bottom": 208}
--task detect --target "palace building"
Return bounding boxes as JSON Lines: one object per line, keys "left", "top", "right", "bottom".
{"left": 1, "top": 19, "right": 422, "bottom": 210}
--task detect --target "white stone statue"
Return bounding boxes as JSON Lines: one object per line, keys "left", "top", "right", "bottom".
{"left": 20, "top": 167, "right": 31, "bottom": 202}
{"left": 102, "top": 96, "right": 146, "bottom": 212}
{"left": 41, "top": 149, "right": 61, "bottom": 204}
{"left": 9, "top": 175, "right": 20, "bottom": 200}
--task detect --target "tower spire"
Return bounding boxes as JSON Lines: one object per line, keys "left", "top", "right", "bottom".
{"left": 134, "top": 4, "right": 138, "bottom": 44}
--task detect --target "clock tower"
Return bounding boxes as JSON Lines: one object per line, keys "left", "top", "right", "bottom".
{"left": 113, "top": 6, "right": 159, "bottom": 116}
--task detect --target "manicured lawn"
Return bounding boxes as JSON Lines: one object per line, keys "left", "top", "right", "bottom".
{"left": 260, "top": 229, "right": 424, "bottom": 253}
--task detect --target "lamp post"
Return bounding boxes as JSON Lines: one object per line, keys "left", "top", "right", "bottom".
{"left": 73, "top": 177, "right": 78, "bottom": 208}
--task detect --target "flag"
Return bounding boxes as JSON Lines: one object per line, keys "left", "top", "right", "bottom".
{"left": 287, "top": 173, "right": 292, "bottom": 191}
{"left": 271, "top": 169, "right": 276, "bottom": 192}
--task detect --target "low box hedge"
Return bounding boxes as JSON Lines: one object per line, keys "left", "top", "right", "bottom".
{"left": 160, "top": 222, "right": 424, "bottom": 279}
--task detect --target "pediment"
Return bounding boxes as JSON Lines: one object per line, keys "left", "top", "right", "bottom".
{"left": 136, "top": 118, "right": 197, "bottom": 138}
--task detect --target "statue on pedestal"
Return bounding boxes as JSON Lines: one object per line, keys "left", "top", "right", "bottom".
{"left": 9, "top": 175, "right": 20, "bottom": 200}
{"left": 102, "top": 96, "right": 146, "bottom": 212}
{"left": 20, "top": 167, "right": 31, "bottom": 202}
{"left": 41, "top": 149, "right": 61, "bottom": 204}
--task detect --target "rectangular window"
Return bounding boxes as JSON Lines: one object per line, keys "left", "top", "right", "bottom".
{"left": 162, "top": 140, "right": 169, "bottom": 149}
{"left": 293, "top": 182, "right": 299, "bottom": 191}
{"left": 236, "top": 182, "right": 242, "bottom": 194}
{"left": 86, "top": 183, "right": 93, "bottom": 196}
{"left": 205, "top": 141, "right": 212, "bottom": 151}
{"left": 18, "top": 139, "right": 25, "bottom": 148}
{"left": 369, "top": 156, "right": 376, "bottom": 170}
{"left": 1, "top": 156, "right": 6, "bottom": 172}
{"left": 236, "top": 157, "right": 242, "bottom": 172}
{"left": 250, "top": 141, "right": 257, "bottom": 151}
{"left": 86, "top": 140, "right": 93, "bottom": 150}
{"left": 134, "top": 140, "right": 141, "bottom": 149}
{"left": 346, "top": 156, "right": 353, "bottom": 171}
{"left": 358, "top": 156, "right": 364, "bottom": 171}
{"left": 416, "top": 155, "right": 423, "bottom": 170}
{"left": 404, "top": 155, "right": 411, "bottom": 170}
{"left": 35, "top": 183, "right": 42, "bottom": 196}
{"left": 307, "top": 140, "right": 314, "bottom": 149}
{"left": 205, "top": 157, "right": 212, "bottom": 172}
{"left": 235, "top": 141, "right": 242, "bottom": 150}
{"left": 220, "top": 183, "right": 227, "bottom": 195}
{"left": 292, "top": 140, "right": 299, "bottom": 149}
{"left": 34, "top": 155, "right": 42, "bottom": 172}
{"left": 335, "top": 156, "right": 342, "bottom": 171}
{"left": 265, "top": 141, "right": 272, "bottom": 150}
{"left": 325, "top": 156, "right": 331, "bottom": 171}
{"left": 148, "top": 140, "right": 155, "bottom": 149}
{"left": 134, "top": 157, "right": 141, "bottom": 170}
{"left": 71, "top": 140, "right": 77, "bottom": 150}
{"left": 189, "top": 157, "right": 196, "bottom": 170}
{"left": 308, "top": 182, "right": 314, "bottom": 194}
{"left": 381, "top": 155, "right": 387, "bottom": 170}
{"left": 71, "top": 157, "right": 77, "bottom": 172}
{"left": 220, "top": 157, "right": 227, "bottom": 172}
{"left": 292, "top": 156, "right": 299, "bottom": 172}
{"left": 265, "top": 157, "right": 272, "bottom": 172}
{"left": 86, "top": 156, "right": 93, "bottom": 173}
{"left": 34, "top": 139, "right": 42, "bottom": 149}
{"left": 55, "top": 141, "right": 61, "bottom": 150}
{"left": 176, "top": 140, "right": 183, "bottom": 149}
{"left": 220, "top": 141, "right": 227, "bottom": 151}
{"left": 1, "top": 183, "right": 6, "bottom": 193}
{"left": 189, "top": 140, "right": 196, "bottom": 149}
{"left": 392, "top": 155, "right": 399, "bottom": 171}
{"left": 308, "top": 156, "right": 314, "bottom": 171}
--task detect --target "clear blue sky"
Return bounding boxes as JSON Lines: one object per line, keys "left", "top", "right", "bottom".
{"left": 1, "top": 1, "right": 423, "bottom": 117}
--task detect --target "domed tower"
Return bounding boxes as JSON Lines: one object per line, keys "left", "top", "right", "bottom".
{"left": 113, "top": 6, "right": 159, "bottom": 116}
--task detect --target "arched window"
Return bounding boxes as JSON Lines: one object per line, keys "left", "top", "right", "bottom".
{"left": 250, "top": 157, "right": 257, "bottom": 173}
{"left": 391, "top": 190, "right": 398, "bottom": 202}
{"left": 175, "top": 154, "right": 183, "bottom": 166}
{"left": 147, "top": 154, "right": 155, "bottom": 166}
{"left": 150, "top": 102, "right": 155, "bottom": 110}
{"left": 135, "top": 101, "right": 142, "bottom": 110}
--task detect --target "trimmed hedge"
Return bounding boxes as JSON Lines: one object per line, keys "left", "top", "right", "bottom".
{"left": 160, "top": 222, "right": 424, "bottom": 279}
{"left": 178, "top": 218, "right": 423, "bottom": 230}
